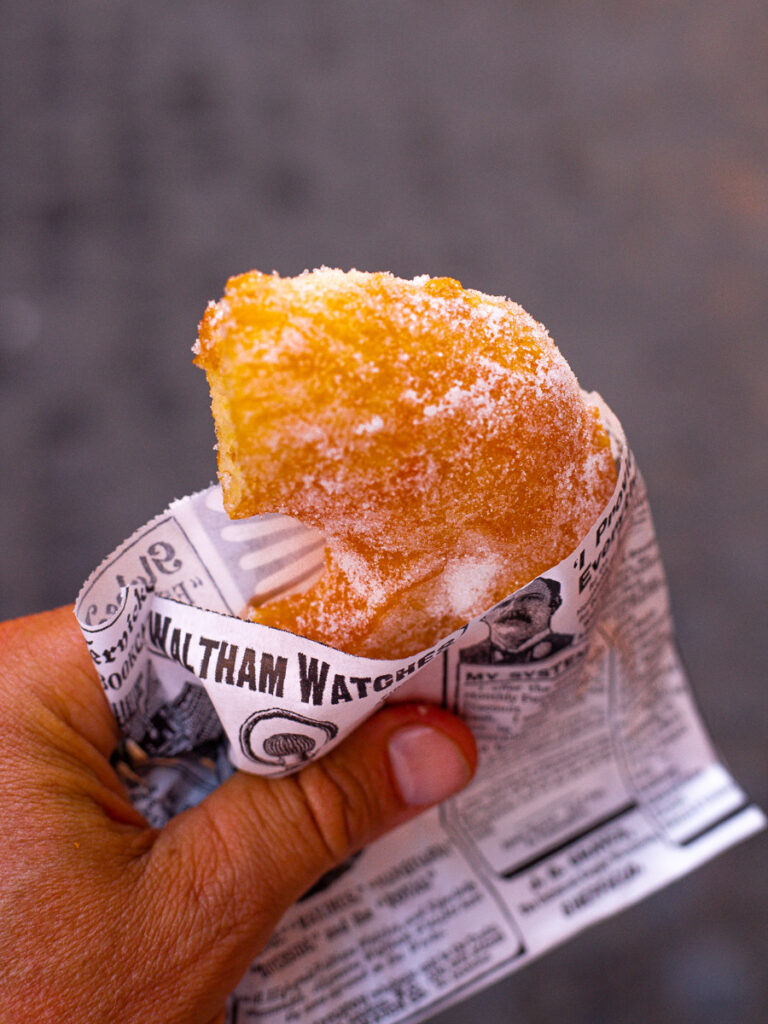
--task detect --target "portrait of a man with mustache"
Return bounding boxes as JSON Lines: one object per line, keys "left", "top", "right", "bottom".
{"left": 459, "top": 577, "right": 573, "bottom": 665}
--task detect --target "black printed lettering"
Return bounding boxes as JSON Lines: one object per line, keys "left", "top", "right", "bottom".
{"left": 216, "top": 643, "right": 238, "bottom": 685}
{"left": 298, "top": 654, "right": 329, "bottom": 705}
{"left": 351, "top": 677, "right": 371, "bottom": 699}
{"left": 148, "top": 613, "right": 171, "bottom": 653}
{"left": 146, "top": 542, "right": 182, "bottom": 576}
{"left": 168, "top": 629, "right": 195, "bottom": 671}
{"left": 237, "top": 648, "right": 257, "bottom": 689}
{"left": 198, "top": 636, "right": 219, "bottom": 679}
{"left": 331, "top": 674, "right": 353, "bottom": 704}
{"left": 259, "top": 654, "right": 287, "bottom": 697}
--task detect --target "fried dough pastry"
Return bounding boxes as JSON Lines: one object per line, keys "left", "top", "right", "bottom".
{"left": 195, "top": 269, "right": 616, "bottom": 658}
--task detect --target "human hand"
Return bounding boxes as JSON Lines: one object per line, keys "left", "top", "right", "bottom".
{"left": 0, "top": 606, "right": 476, "bottom": 1024}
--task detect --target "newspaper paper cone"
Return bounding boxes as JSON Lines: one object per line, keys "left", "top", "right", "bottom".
{"left": 75, "top": 395, "right": 628, "bottom": 777}
{"left": 75, "top": 394, "right": 764, "bottom": 1024}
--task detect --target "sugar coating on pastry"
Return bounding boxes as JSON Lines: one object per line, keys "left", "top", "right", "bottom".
{"left": 195, "top": 269, "right": 616, "bottom": 658}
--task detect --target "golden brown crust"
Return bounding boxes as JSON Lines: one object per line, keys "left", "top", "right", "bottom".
{"left": 196, "top": 269, "right": 616, "bottom": 657}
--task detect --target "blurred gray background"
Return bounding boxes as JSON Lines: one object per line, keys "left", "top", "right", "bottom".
{"left": 1, "top": 2, "right": 766, "bottom": 1021}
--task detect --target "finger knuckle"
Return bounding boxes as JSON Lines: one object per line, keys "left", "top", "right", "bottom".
{"left": 295, "top": 759, "right": 378, "bottom": 863}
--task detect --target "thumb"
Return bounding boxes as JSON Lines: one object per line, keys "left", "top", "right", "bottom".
{"left": 141, "top": 703, "right": 475, "bottom": 1016}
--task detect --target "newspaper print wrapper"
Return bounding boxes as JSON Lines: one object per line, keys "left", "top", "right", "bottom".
{"left": 75, "top": 395, "right": 764, "bottom": 1024}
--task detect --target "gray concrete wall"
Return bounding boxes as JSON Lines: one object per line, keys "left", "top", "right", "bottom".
{"left": 1, "top": 3, "right": 766, "bottom": 1021}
